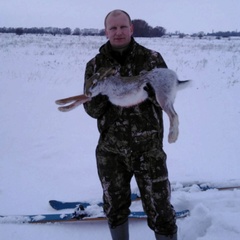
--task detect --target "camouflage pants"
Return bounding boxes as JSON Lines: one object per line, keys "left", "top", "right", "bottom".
{"left": 96, "top": 133, "right": 177, "bottom": 235}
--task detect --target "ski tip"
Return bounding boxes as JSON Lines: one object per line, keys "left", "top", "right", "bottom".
{"left": 175, "top": 209, "right": 190, "bottom": 218}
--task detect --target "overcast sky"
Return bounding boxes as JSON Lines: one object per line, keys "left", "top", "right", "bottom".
{"left": 0, "top": 0, "right": 239, "bottom": 34}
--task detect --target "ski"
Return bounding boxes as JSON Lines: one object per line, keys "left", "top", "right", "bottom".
{"left": 0, "top": 209, "right": 190, "bottom": 224}
{"left": 49, "top": 183, "right": 240, "bottom": 211}
{"left": 49, "top": 193, "right": 140, "bottom": 210}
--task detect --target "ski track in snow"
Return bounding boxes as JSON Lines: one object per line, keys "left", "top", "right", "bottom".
{"left": 0, "top": 34, "right": 240, "bottom": 239}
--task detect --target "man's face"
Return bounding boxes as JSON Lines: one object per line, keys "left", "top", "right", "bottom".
{"left": 105, "top": 12, "right": 133, "bottom": 48}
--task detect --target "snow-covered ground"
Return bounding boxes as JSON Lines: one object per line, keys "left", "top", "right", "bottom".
{"left": 0, "top": 34, "right": 240, "bottom": 239}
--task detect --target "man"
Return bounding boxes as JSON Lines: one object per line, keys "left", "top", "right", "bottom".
{"left": 83, "top": 10, "right": 178, "bottom": 240}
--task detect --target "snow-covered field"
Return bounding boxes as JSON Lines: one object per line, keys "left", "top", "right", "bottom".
{"left": 0, "top": 33, "right": 240, "bottom": 239}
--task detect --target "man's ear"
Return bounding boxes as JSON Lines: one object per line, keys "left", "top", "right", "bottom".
{"left": 105, "top": 29, "right": 109, "bottom": 39}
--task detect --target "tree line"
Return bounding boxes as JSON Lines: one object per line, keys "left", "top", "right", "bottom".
{"left": 206, "top": 31, "right": 240, "bottom": 38}
{"left": 0, "top": 19, "right": 166, "bottom": 37}
{"left": 0, "top": 19, "right": 239, "bottom": 38}
{"left": 0, "top": 27, "right": 72, "bottom": 36}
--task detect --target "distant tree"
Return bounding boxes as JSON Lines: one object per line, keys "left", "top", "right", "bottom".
{"left": 27, "top": 27, "right": 38, "bottom": 34}
{"left": 51, "top": 28, "right": 61, "bottom": 35}
{"left": 198, "top": 31, "right": 205, "bottom": 39}
{"left": 150, "top": 26, "right": 166, "bottom": 37}
{"left": 15, "top": 28, "right": 24, "bottom": 35}
{"left": 179, "top": 33, "right": 186, "bottom": 38}
{"left": 131, "top": 19, "right": 166, "bottom": 37}
{"left": 0, "top": 27, "right": 7, "bottom": 33}
{"left": 62, "top": 27, "right": 71, "bottom": 35}
{"left": 72, "top": 28, "right": 81, "bottom": 35}
{"left": 132, "top": 19, "right": 150, "bottom": 37}
{"left": 99, "top": 29, "right": 105, "bottom": 36}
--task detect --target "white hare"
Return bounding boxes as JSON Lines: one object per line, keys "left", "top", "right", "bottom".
{"left": 56, "top": 67, "right": 190, "bottom": 143}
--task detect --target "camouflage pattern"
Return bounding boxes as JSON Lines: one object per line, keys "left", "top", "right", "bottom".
{"left": 83, "top": 38, "right": 177, "bottom": 235}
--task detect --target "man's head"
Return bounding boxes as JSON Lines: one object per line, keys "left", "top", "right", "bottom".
{"left": 104, "top": 10, "right": 133, "bottom": 49}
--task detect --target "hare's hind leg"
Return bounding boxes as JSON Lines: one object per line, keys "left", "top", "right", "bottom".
{"left": 164, "top": 104, "right": 179, "bottom": 143}
{"left": 55, "top": 94, "right": 91, "bottom": 112}
{"left": 155, "top": 94, "right": 179, "bottom": 143}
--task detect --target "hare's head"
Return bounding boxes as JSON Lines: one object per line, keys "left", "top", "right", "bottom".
{"left": 84, "top": 67, "right": 118, "bottom": 97}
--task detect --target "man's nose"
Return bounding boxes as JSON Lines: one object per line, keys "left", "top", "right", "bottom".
{"left": 116, "top": 27, "right": 122, "bottom": 34}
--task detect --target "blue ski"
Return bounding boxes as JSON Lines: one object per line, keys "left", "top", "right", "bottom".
{"left": 49, "top": 184, "right": 225, "bottom": 211}
{"left": 0, "top": 209, "right": 190, "bottom": 224}
{"left": 49, "top": 182, "right": 230, "bottom": 211}
{"left": 49, "top": 193, "right": 140, "bottom": 210}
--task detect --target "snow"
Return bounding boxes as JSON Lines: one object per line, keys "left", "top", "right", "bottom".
{"left": 0, "top": 33, "right": 240, "bottom": 239}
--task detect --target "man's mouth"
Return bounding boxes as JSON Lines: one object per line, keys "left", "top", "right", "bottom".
{"left": 115, "top": 37, "right": 124, "bottom": 41}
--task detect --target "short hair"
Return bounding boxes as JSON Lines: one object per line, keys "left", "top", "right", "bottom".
{"left": 104, "top": 9, "right": 132, "bottom": 27}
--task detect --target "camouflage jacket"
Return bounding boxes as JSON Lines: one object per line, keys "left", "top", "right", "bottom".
{"left": 83, "top": 38, "right": 168, "bottom": 152}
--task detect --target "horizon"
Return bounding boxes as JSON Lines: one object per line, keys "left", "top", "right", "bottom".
{"left": 1, "top": 25, "right": 239, "bottom": 36}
